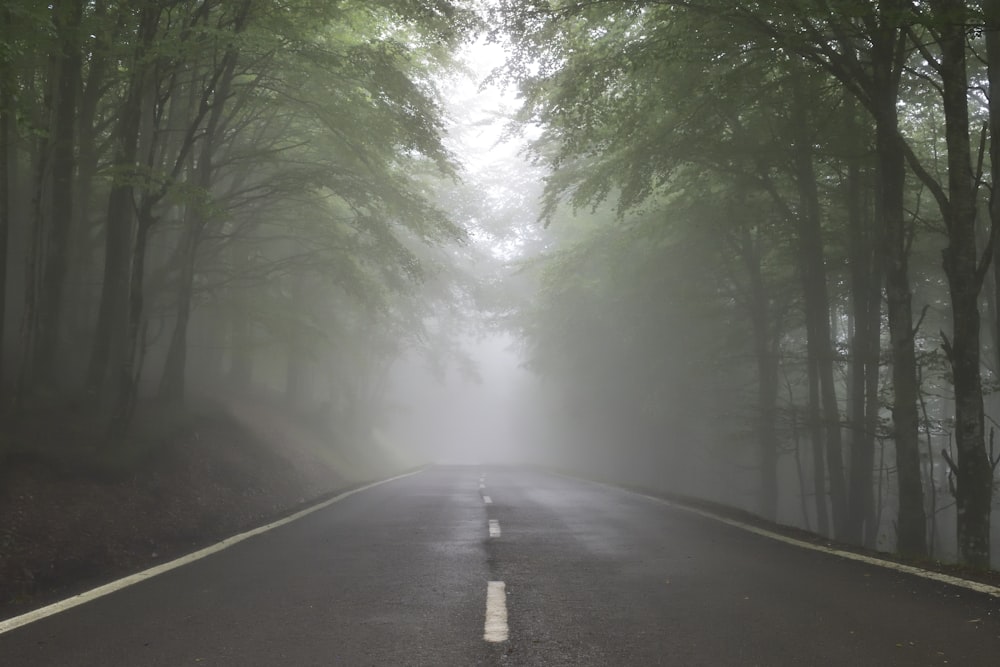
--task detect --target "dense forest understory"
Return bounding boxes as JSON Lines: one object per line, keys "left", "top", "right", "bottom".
{"left": 7, "top": 0, "right": 1000, "bottom": 615}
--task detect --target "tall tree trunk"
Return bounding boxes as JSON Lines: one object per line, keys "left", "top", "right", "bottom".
{"left": 87, "top": 6, "right": 157, "bottom": 411}
{"left": 66, "top": 0, "right": 109, "bottom": 380}
{"left": 285, "top": 273, "right": 309, "bottom": 409}
{"left": 86, "top": 62, "right": 146, "bottom": 404}
{"left": 862, "top": 241, "right": 884, "bottom": 549}
{"left": 33, "top": 0, "right": 82, "bottom": 388}
{"left": 983, "top": 0, "right": 1000, "bottom": 556}
{"left": 110, "top": 201, "right": 154, "bottom": 432}
{"left": 159, "top": 219, "right": 199, "bottom": 402}
{"left": 846, "top": 157, "right": 878, "bottom": 546}
{"left": 878, "top": 127, "right": 927, "bottom": 557}
{"left": 779, "top": 0, "right": 926, "bottom": 557}
{"left": 789, "top": 78, "right": 848, "bottom": 537}
{"left": 228, "top": 244, "right": 253, "bottom": 390}
{"left": 17, "top": 51, "right": 57, "bottom": 404}
{"left": 159, "top": 43, "right": 240, "bottom": 403}
{"left": 869, "top": 22, "right": 927, "bottom": 558}
{"left": 757, "top": 172, "right": 830, "bottom": 533}
{"left": 741, "top": 220, "right": 780, "bottom": 520}
{"left": 845, "top": 106, "right": 881, "bottom": 547}
{"left": 807, "top": 354, "right": 830, "bottom": 536}
{"left": 0, "top": 8, "right": 12, "bottom": 399}
{"left": 86, "top": 120, "right": 140, "bottom": 405}
{"left": 935, "top": 0, "right": 992, "bottom": 569}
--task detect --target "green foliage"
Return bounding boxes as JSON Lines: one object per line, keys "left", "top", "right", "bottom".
{"left": 2, "top": 0, "right": 483, "bottom": 434}
{"left": 497, "top": 0, "right": 998, "bottom": 551}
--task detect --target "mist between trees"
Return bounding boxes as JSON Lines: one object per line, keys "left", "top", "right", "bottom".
{"left": 4, "top": 0, "right": 1000, "bottom": 578}
{"left": 0, "top": 0, "right": 499, "bottom": 516}
{"left": 494, "top": 0, "right": 1000, "bottom": 571}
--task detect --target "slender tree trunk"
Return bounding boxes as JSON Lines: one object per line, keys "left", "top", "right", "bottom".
{"left": 65, "top": 0, "right": 108, "bottom": 381}
{"left": 110, "top": 201, "right": 155, "bottom": 433}
{"left": 753, "top": 301, "right": 780, "bottom": 522}
{"left": 845, "top": 112, "right": 881, "bottom": 547}
{"left": 159, "top": 43, "right": 240, "bottom": 403}
{"left": 33, "top": 0, "right": 82, "bottom": 388}
{"left": 936, "top": 0, "right": 992, "bottom": 568}
{"left": 918, "top": 366, "right": 938, "bottom": 559}
{"left": 758, "top": 172, "right": 829, "bottom": 533}
{"left": 285, "top": 272, "right": 309, "bottom": 409}
{"left": 17, "top": 59, "right": 55, "bottom": 405}
{"left": 880, "top": 133, "right": 926, "bottom": 557}
{"left": 807, "top": 354, "right": 830, "bottom": 536}
{"left": 788, "top": 403, "right": 812, "bottom": 531}
{"left": 159, "top": 221, "right": 199, "bottom": 402}
{"left": 0, "top": 9, "right": 12, "bottom": 399}
{"left": 871, "top": 36, "right": 927, "bottom": 556}
{"left": 862, "top": 253, "right": 884, "bottom": 549}
{"left": 983, "top": 0, "right": 1000, "bottom": 557}
{"left": 86, "top": 8, "right": 157, "bottom": 405}
{"left": 86, "top": 87, "right": 142, "bottom": 404}
{"left": 738, "top": 208, "right": 781, "bottom": 520}
{"left": 782, "top": 0, "right": 925, "bottom": 557}
{"left": 791, "top": 81, "right": 848, "bottom": 538}
{"left": 875, "top": 436, "right": 887, "bottom": 542}
{"left": 228, "top": 243, "right": 253, "bottom": 390}
{"left": 846, "top": 158, "right": 876, "bottom": 546}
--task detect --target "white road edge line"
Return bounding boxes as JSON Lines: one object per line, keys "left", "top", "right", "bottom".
{"left": 484, "top": 581, "right": 509, "bottom": 642}
{"left": 637, "top": 494, "right": 1000, "bottom": 598}
{"left": 483, "top": 495, "right": 493, "bottom": 504}
{"left": 573, "top": 473, "right": 1000, "bottom": 599}
{"left": 552, "top": 471, "right": 1000, "bottom": 598}
{"left": 0, "top": 468, "right": 426, "bottom": 636}
{"left": 489, "top": 519, "right": 501, "bottom": 538}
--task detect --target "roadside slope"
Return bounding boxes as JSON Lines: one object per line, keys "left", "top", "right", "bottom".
{"left": 0, "top": 396, "right": 417, "bottom": 621}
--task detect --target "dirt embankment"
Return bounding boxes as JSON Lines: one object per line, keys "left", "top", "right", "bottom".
{"left": 0, "top": 396, "right": 412, "bottom": 622}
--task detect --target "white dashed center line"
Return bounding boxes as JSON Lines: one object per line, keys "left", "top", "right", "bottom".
{"left": 483, "top": 495, "right": 493, "bottom": 504}
{"left": 484, "top": 581, "right": 509, "bottom": 642}
{"left": 489, "top": 519, "right": 501, "bottom": 537}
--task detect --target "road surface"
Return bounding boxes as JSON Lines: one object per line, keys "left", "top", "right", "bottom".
{"left": 2, "top": 466, "right": 999, "bottom": 665}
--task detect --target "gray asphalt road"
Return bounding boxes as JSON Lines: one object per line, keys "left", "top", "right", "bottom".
{"left": 2, "top": 466, "right": 999, "bottom": 666}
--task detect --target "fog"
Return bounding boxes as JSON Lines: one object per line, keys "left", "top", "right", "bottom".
{"left": 382, "top": 334, "right": 526, "bottom": 465}
{"left": 4, "top": 0, "right": 1000, "bottom": 583}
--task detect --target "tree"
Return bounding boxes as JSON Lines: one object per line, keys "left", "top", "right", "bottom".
{"left": 496, "top": 0, "right": 1000, "bottom": 561}
{"left": 0, "top": 0, "right": 478, "bottom": 453}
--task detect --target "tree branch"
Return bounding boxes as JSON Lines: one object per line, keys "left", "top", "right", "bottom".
{"left": 900, "top": 134, "right": 951, "bottom": 226}
{"left": 911, "top": 303, "right": 931, "bottom": 339}
{"left": 941, "top": 447, "right": 959, "bottom": 476}
{"left": 904, "top": 24, "right": 942, "bottom": 73}
{"left": 941, "top": 329, "right": 954, "bottom": 360}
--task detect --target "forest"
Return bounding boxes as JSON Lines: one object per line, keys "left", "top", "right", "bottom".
{"left": 501, "top": 0, "right": 1000, "bottom": 570}
{"left": 3, "top": 0, "right": 1000, "bottom": 610}
{"left": 0, "top": 0, "right": 490, "bottom": 603}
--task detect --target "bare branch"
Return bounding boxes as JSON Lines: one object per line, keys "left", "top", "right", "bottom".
{"left": 942, "top": 447, "right": 959, "bottom": 476}
{"left": 900, "top": 135, "right": 951, "bottom": 226}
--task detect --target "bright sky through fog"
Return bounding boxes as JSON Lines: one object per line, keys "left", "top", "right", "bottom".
{"left": 376, "top": 37, "right": 547, "bottom": 465}
{"left": 441, "top": 37, "right": 524, "bottom": 174}
{"left": 439, "top": 36, "right": 545, "bottom": 261}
